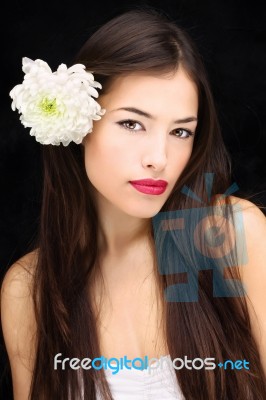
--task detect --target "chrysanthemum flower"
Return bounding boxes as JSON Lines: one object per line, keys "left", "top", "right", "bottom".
{"left": 9, "top": 57, "right": 105, "bottom": 146}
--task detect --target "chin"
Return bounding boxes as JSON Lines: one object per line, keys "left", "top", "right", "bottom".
{"left": 125, "top": 205, "right": 163, "bottom": 219}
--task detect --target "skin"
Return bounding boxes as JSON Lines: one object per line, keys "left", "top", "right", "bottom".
{"left": 82, "top": 66, "right": 198, "bottom": 360}
{"left": 83, "top": 66, "right": 198, "bottom": 254}
{"left": 1, "top": 67, "right": 266, "bottom": 399}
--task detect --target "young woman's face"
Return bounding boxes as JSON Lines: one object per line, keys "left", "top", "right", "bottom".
{"left": 83, "top": 67, "right": 198, "bottom": 218}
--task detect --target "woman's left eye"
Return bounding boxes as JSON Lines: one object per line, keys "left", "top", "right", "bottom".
{"left": 171, "top": 128, "right": 194, "bottom": 139}
{"left": 117, "top": 120, "right": 143, "bottom": 131}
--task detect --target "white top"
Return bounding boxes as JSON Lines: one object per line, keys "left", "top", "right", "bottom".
{"left": 95, "top": 355, "right": 185, "bottom": 400}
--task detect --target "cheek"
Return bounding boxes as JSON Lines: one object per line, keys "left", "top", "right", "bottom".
{"left": 172, "top": 145, "right": 193, "bottom": 172}
{"left": 84, "top": 139, "right": 104, "bottom": 182}
{"left": 84, "top": 138, "right": 123, "bottom": 187}
{"left": 184, "top": 146, "right": 193, "bottom": 164}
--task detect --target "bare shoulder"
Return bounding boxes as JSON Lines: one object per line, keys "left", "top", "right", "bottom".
{"left": 215, "top": 194, "right": 266, "bottom": 235}
{"left": 1, "top": 248, "right": 39, "bottom": 345}
{"left": 228, "top": 196, "right": 266, "bottom": 254}
{"left": 1, "top": 249, "right": 38, "bottom": 298}
{"left": 228, "top": 196, "right": 266, "bottom": 373}
{"left": 213, "top": 194, "right": 266, "bottom": 293}
{"left": 229, "top": 195, "right": 266, "bottom": 218}
{"left": 226, "top": 195, "right": 266, "bottom": 274}
{"left": 0, "top": 249, "right": 39, "bottom": 400}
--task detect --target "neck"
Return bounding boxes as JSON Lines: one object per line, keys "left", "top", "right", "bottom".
{"left": 95, "top": 194, "right": 151, "bottom": 258}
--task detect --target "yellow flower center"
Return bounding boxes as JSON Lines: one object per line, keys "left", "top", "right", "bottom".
{"left": 39, "top": 97, "right": 58, "bottom": 115}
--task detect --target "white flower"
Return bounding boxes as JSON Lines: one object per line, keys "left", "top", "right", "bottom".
{"left": 9, "top": 57, "right": 105, "bottom": 146}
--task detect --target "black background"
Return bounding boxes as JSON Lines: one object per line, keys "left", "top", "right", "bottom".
{"left": 1, "top": 0, "right": 266, "bottom": 398}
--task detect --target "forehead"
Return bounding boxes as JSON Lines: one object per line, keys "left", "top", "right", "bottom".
{"left": 100, "top": 67, "right": 198, "bottom": 116}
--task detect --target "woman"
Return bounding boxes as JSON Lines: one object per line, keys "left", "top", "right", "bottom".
{"left": 1, "top": 7, "right": 266, "bottom": 400}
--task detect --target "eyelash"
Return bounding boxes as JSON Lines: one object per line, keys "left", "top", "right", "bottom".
{"left": 117, "top": 119, "right": 194, "bottom": 139}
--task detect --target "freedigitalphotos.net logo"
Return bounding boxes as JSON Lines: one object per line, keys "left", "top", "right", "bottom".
{"left": 152, "top": 173, "right": 248, "bottom": 302}
{"left": 53, "top": 353, "right": 250, "bottom": 375}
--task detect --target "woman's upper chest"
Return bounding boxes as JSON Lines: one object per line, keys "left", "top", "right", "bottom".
{"left": 91, "top": 257, "right": 167, "bottom": 360}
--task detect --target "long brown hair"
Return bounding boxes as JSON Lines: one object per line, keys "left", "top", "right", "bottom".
{"left": 29, "top": 7, "right": 266, "bottom": 399}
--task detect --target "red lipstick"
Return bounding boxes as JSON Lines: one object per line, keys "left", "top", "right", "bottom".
{"left": 129, "top": 179, "right": 168, "bottom": 195}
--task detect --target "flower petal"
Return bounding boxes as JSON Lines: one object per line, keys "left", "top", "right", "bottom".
{"left": 9, "top": 57, "right": 105, "bottom": 145}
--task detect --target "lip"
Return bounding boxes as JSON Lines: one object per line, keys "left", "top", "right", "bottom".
{"left": 129, "top": 179, "right": 168, "bottom": 195}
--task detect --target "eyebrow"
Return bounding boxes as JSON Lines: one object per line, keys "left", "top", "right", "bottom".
{"left": 112, "top": 107, "right": 198, "bottom": 124}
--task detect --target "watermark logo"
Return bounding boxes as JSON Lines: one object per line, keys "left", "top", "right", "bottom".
{"left": 53, "top": 353, "right": 250, "bottom": 375}
{"left": 152, "top": 173, "right": 248, "bottom": 302}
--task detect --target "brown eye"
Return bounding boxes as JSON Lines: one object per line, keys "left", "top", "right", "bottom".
{"left": 172, "top": 128, "right": 193, "bottom": 139}
{"left": 117, "top": 120, "right": 143, "bottom": 131}
{"left": 125, "top": 121, "right": 138, "bottom": 130}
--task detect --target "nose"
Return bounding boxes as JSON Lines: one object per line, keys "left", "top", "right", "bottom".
{"left": 141, "top": 133, "right": 167, "bottom": 172}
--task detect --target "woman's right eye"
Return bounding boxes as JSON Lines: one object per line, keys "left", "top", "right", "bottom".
{"left": 117, "top": 120, "right": 143, "bottom": 131}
